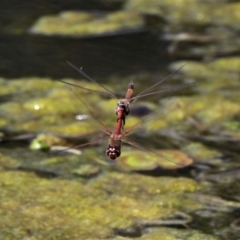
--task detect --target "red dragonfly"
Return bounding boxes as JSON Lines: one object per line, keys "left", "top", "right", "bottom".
{"left": 59, "top": 84, "right": 195, "bottom": 166}
{"left": 57, "top": 62, "right": 195, "bottom": 165}
{"left": 59, "top": 61, "right": 191, "bottom": 128}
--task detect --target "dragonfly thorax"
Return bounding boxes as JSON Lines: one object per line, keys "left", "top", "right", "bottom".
{"left": 116, "top": 99, "right": 130, "bottom": 115}
{"left": 110, "top": 133, "right": 122, "bottom": 139}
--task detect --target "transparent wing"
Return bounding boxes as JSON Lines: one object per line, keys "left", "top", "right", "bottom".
{"left": 67, "top": 61, "right": 118, "bottom": 99}
{"left": 121, "top": 104, "right": 163, "bottom": 137}
{"left": 51, "top": 136, "right": 109, "bottom": 155}
{"left": 131, "top": 82, "right": 196, "bottom": 101}
{"left": 57, "top": 79, "right": 117, "bottom": 98}
{"left": 122, "top": 81, "right": 196, "bottom": 137}
{"left": 68, "top": 87, "right": 112, "bottom": 136}
{"left": 121, "top": 138, "right": 186, "bottom": 167}
{"left": 134, "top": 63, "right": 188, "bottom": 99}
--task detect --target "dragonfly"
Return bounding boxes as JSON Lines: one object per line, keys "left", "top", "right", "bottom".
{"left": 60, "top": 82, "right": 194, "bottom": 166}
{"left": 115, "top": 80, "right": 134, "bottom": 127}
{"left": 58, "top": 61, "right": 192, "bottom": 128}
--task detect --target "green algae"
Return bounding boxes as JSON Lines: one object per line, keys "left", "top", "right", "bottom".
{"left": 0, "top": 77, "right": 114, "bottom": 137}
{"left": 134, "top": 227, "right": 220, "bottom": 240}
{"left": 0, "top": 78, "right": 60, "bottom": 100}
{"left": 213, "top": 3, "right": 240, "bottom": 31}
{"left": 170, "top": 59, "right": 240, "bottom": 107}
{"left": 187, "top": 193, "right": 240, "bottom": 212}
{"left": 72, "top": 164, "right": 101, "bottom": 178}
{"left": 145, "top": 94, "right": 240, "bottom": 136}
{"left": 0, "top": 102, "right": 26, "bottom": 124}
{"left": 194, "top": 96, "right": 240, "bottom": 126}
{"left": 0, "top": 63, "right": 238, "bottom": 239}
{"left": 210, "top": 57, "right": 240, "bottom": 72}
{"left": 29, "top": 10, "right": 144, "bottom": 37}
{"left": 0, "top": 152, "right": 20, "bottom": 170}
{"left": 171, "top": 58, "right": 240, "bottom": 83}
{"left": 222, "top": 121, "right": 240, "bottom": 134}
{"left": 125, "top": 0, "right": 240, "bottom": 33}
{"left": 139, "top": 96, "right": 201, "bottom": 135}
{"left": 125, "top": 0, "right": 221, "bottom": 27}
{"left": 1, "top": 3, "right": 240, "bottom": 239}
{"left": 91, "top": 172, "right": 200, "bottom": 200}
{"left": 0, "top": 118, "right": 9, "bottom": 128}
{"left": 30, "top": 134, "right": 69, "bottom": 151}
{"left": 0, "top": 58, "right": 239, "bottom": 240}
{"left": 0, "top": 169, "right": 203, "bottom": 239}
{"left": 1, "top": 61, "right": 240, "bottom": 163}
{"left": 118, "top": 150, "right": 159, "bottom": 170}
{"left": 182, "top": 143, "right": 223, "bottom": 165}
{"left": 118, "top": 149, "right": 193, "bottom": 171}
{"left": 125, "top": 0, "right": 240, "bottom": 59}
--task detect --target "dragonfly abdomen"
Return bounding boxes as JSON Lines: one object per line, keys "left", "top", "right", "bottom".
{"left": 125, "top": 80, "right": 134, "bottom": 102}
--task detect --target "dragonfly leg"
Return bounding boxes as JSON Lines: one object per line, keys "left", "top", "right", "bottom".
{"left": 116, "top": 116, "right": 125, "bottom": 129}
{"left": 121, "top": 116, "right": 125, "bottom": 130}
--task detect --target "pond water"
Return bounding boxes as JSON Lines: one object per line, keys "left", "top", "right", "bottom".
{"left": 1, "top": 1, "right": 240, "bottom": 239}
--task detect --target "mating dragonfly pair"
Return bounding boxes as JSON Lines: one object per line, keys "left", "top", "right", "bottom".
{"left": 59, "top": 62, "right": 194, "bottom": 166}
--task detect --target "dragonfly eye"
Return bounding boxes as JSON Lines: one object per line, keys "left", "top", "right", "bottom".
{"left": 106, "top": 146, "right": 121, "bottom": 160}
{"left": 128, "top": 83, "right": 134, "bottom": 89}
{"left": 119, "top": 102, "right": 124, "bottom": 107}
{"left": 109, "top": 153, "right": 117, "bottom": 160}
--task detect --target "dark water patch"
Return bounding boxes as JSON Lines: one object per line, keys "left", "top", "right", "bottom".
{"left": 0, "top": 32, "right": 171, "bottom": 79}
{"left": 16, "top": 165, "right": 60, "bottom": 179}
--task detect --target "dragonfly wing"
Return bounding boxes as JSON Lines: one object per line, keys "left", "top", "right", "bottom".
{"left": 121, "top": 138, "right": 186, "bottom": 167}
{"left": 67, "top": 87, "right": 112, "bottom": 135}
{"left": 67, "top": 61, "right": 118, "bottom": 99}
{"left": 121, "top": 108, "right": 157, "bottom": 137}
{"left": 134, "top": 63, "right": 188, "bottom": 99}
{"left": 122, "top": 82, "right": 196, "bottom": 137}
{"left": 51, "top": 136, "right": 109, "bottom": 155}
{"left": 57, "top": 79, "right": 117, "bottom": 98}
{"left": 131, "top": 82, "right": 196, "bottom": 101}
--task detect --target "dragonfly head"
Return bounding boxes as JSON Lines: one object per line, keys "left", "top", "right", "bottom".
{"left": 117, "top": 100, "right": 130, "bottom": 115}
{"left": 128, "top": 81, "right": 134, "bottom": 90}
{"left": 117, "top": 100, "right": 125, "bottom": 108}
{"left": 106, "top": 146, "right": 121, "bottom": 160}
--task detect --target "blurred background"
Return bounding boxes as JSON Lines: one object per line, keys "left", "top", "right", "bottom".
{"left": 1, "top": 1, "right": 240, "bottom": 239}
{"left": 1, "top": 0, "right": 174, "bottom": 78}
{"left": 3, "top": 0, "right": 239, "bottom": 78}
